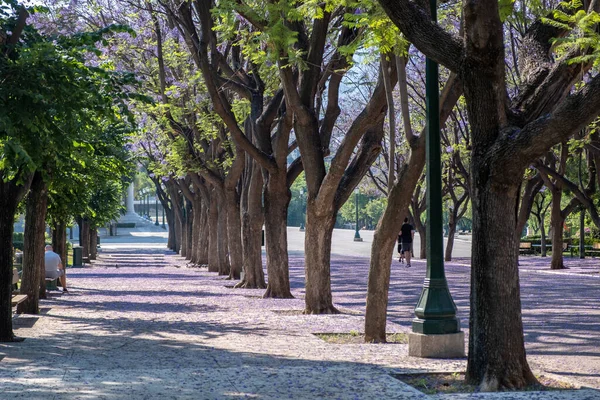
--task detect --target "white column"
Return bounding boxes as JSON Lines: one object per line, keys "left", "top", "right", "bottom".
{"left": 126, "top": 183, "right": 136, "bottom": 214}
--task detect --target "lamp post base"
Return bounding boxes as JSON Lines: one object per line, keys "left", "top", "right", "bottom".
{"left": 408, "top": 331, "right": 465, "bottom": 358}
{"left": 353, "top": 237, "right": 363, "bottom": 242}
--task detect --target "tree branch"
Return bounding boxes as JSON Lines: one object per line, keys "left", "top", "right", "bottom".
{"left": 378, "top": 0, "right": 464, "bottom": 72}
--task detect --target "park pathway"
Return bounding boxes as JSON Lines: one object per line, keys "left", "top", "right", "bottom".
{"left": 0, "top": 227, "right": 599, "bottom": 399}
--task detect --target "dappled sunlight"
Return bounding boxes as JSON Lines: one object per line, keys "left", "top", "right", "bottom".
{"left": 2, "top": 246, "right": 599, "bottom": 397}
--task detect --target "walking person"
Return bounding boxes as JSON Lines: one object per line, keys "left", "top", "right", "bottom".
{"left": 399, "top": 217, "right": 415, "bottom": 268}
{"left": 397, "top": 235, "right": 404, "bottom": 264}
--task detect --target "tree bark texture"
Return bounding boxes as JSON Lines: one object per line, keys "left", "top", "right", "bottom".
{"left": 198, "top": 199, "right": 209, "bottom": 265}
{"left": 0, "top": 174, "right": 31, "bottom": 341}
{"left": 79, "top": 217, "right": 90, "bottom": 262}
{"left": 0, "top": 190, "right": 20, "bottom": 341}
{"left": 466, "top": 169, "right": 536, "bottom": 389}
{"left": 303, "top": 203, "right": 337, "bottom": 314}
{"left": 263, "top": 170, "right": 293, "bottom": 298}
{"left": 189, "top": 195, "right": 202, "bottom": 265}
{"left": 207, "top": 187, "right": 219, "bottom": 273}
{"left": 225, "top": 186, "right": 243, "bottom": 280}
{"left": 540, "top": 215, "right": 547, "bottom": 257}
{"left": 166, "top": 207, "right": 176, "bottom": 252}
{"left": 167, "top": 182, "right": 182, "bottom": 254}
{"left": 237, "top": 160, "right": 265, "bottom": 289}
{"left": 89, "top": 228, "right": 98, "bottom": 260}
{"left": 550, "top": 186, "right": 565, "bottom": 270}
{"left": 185, "top": 200, "right": 194, "bottom": 260}
{"left": 52, "top": 221, "right": 67, "bottom": 268}
{"left": 445, "top": 208, "right": 457, "bottom": 262}
{"left": 216, "top": 190, "right": 230, "bottom": 276}
{"left": 516, "top": 175, "right": 543, "bottom": 237}
{"left": 18, "top": 172, "right": 48, "bottom": 314}
{"left": 180, "top": 198, "right": 189, "bottom": 259}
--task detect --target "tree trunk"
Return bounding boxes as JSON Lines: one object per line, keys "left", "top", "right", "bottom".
{"left": 79, "top": 217, "right": 91, "bottom": 261}
{"left": 18, "top": 172, "right": 48, "bottom": 314}
{"left": 365, "top": 135, "right": 427, "bottom": 342}
{"left": 466, "top": 173, "right": 536, "bottom": 389}
{"left": 550, "top": 187, "right": 565, "bottom": 270}
{"left": 445, "top": 208, "right": 457, "bottom": 261}
{"left": 198, "top": 199, "right": 209, "bottom": 265}
{"left": 303, "top": 202, "right": 338, "bottom": 314}
{"left": 185, "top": 199, "right": 193, "bottom": 259}
{"left": 89, "top": 227, "right": 98, "bottom": 260}
{"left": 225, "top": 186, "right": 243, "bottom": 279}
{"left": 236, "top": 160, "right": 265, "bottom": 289}
{"left": 414, "top": 217, "right": 426, "bottom": 259}
{"left": 167, "top": 183, "right": 183, "bottom": 254}
{"left": 180, "top": 198, "right": 189, "bottom": 259}
{"left": 190, "top": 196, "right": 202, "bottom": 265}
{"left": 166, "top": 207, "right": 176, "bottom": 252}
{"left": 216, "top": 190, "right": 229, "bottom": 276}
{"left": 52, "top": 221, "right": 67, "bottom": 268}
{"left": 540, "top": 213, "right": 547, "bottom": 257}
{"left": 262, "top": 170, "right": 293, "bottom": 298}
{"left": 207, "top": 187, "right": 219, "bottom": 273}
{"left": 0, "top": 178, "right": 29, "bottom": 342}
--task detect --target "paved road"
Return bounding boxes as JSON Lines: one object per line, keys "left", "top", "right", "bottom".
{"left": 286, "top": 227, "right": 472, "bottom": 259}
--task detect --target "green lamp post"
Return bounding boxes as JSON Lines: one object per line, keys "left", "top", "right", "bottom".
{"left": 412, "top": 0, "right": 460, "bottom": 336}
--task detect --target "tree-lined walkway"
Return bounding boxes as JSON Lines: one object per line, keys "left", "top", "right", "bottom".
{"left": 1, "top": 246, "right": 426, "bottom": 399}
{"left": 0, "top": 235, "right": 598, "bottom": 398}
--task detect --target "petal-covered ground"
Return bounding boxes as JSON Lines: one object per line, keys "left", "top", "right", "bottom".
{"left": 1, "top": 229, "right": 599, "bottom": 399}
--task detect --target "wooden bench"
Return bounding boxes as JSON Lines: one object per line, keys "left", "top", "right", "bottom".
{"left": 586, "top": 242, "right": 600, "bottom": 257}
{"left": 519, "top": 242, "right": 534, "bottom": 255}
{"left": 11, "top": 294, "right": 27, "bottom": 307}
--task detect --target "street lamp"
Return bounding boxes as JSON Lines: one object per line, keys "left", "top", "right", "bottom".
{"left": 299, "top": 189, "right": 305, "bottom": 231}
{"left": 354, "top": 188, "right": 362, "bottom": 242}
{"left": 161, "top": 204, "right": 166, "bottom": 229}
{"left": 408, "top": 0, "right": 463, "bottom": 358}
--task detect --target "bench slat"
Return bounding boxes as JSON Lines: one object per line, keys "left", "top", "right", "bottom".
{"left": 11, "top": 294, "right": 27, "bottom": 306}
